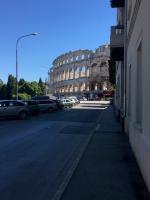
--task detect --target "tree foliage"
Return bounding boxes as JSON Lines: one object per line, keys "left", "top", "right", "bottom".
{"left": 0, "top": 75, "right": 46, "bottom": 100}
{"left": 18, "top": 78, "right": 26, "bottom": 86}
{"left": 0, "top": 84, "right": 7, "bottom": 99}
{"left": 7, "top": 74, "right": 16, "bottom": 99}
{"left": 0, "top": 79, "right": 3, "bottom": 89}
{"left": 38, "top": 77, "right": 46, "bottom": 95}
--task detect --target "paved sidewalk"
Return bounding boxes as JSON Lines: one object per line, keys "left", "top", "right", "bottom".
{"left": 60, "top": 105, "right": 150, "bottom": 200}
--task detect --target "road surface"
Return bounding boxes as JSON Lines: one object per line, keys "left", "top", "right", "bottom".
{"left": 0, "top": 102, "right": 108, "bottom": 200}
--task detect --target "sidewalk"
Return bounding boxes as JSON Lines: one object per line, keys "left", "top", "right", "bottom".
{"left": 60, "top": 105, "right": 150, "bottom": 200}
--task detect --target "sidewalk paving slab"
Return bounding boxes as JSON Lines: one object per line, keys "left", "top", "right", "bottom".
{"left": 60, "top": 105, "right": 150, "bottom": 200}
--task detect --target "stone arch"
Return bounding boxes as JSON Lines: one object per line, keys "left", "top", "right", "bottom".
{"left": 76, "top": 56, "right": 79, "bottom": 61}
{"left": 65, "top": 69, "right": 69, "bottom": 80}
{"left": 74, "top": 84, "right": 78, "bottom": 92}
{"left": 80, "top": 66, "right": 86, "bottom": 77}
{"left": 75, "top": 67, "right": 80, "bottom": 79}
{"left": 69, "top": 68, "right": 74, "bottom": 79}
{"left": 81, "top": 54, "right": 85, "bottom": 60}
{"left": 86, "top": 67, "right": 89, "bottom": 77}
{"left": 80, "top": 82, "right": 86, "bottom": 92}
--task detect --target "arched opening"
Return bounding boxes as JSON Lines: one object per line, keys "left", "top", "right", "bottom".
{"left": 81, "top": 66, "right": 86, "bottom": 77}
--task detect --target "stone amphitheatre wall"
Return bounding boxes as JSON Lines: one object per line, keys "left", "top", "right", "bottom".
{"left": 48, "top": 45, "right": 110, "bottom": 95}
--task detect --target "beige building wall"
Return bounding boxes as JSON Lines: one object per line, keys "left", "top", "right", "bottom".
{"left": 126, "top": 0, "right": 150, "bottom": 192}
{"left": 114, "top": 62, "right": 121, "bottom": 113}
{"left": 110, "top": 5, "right": 125, "bottom": 122}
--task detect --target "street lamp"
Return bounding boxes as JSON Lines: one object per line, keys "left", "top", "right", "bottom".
{"left": 16, "top": 33, "right": 38, "bottom": 100}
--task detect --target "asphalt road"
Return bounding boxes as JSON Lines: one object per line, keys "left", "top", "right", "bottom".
{"left": 0, "top": 102, "right": 107, "bottom": 200}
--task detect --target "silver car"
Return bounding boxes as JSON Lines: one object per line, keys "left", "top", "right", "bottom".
{"left": 0, "top": 100, "right": 29, "bottom": 119}
{"left": 36, "top": 100, "right": 57, "bottom": 112}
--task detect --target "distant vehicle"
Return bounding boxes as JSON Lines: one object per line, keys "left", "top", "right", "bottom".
{"left": 61, "top": 99, "right": 73, "bottom": 108}
{"left": 32, "top": 95, "right": 58, "bottom": 101}
{"left": 103, "top": 91, "right": 114, "bottom": 99}
{"left": 67, "top": 97, "right": 76, "bottom": 105}
{"left": 68, "top": 96, "right": 80, "bottom": 104}
{"left": 24, "top": 100, "right": 39, "bottom": 115}
{"left": 36, "top": 100, "right": 57, "bottom": 112}
{"left": 0, "top": 100, "right": 29, "bottom": 119}
{"left": 82, "top": 97, "right": 87, "bottom": 101}
{"left": 52, "top": 99, "right": 64, "bottom": 109}
{"left": 78, "top": 96, "right": 87, "bottom": 101}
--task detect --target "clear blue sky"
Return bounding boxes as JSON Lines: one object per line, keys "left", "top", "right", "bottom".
{"left": 0, "top": 0, "right": 116, "bottom": 83}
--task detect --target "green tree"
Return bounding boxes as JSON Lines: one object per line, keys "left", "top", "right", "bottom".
{"left": 30, "top": 81, "right": 40, "bottom": 96}
{"left": 0, "top": 79, "right": 3, "bottom": 89}
{"left": 7, "top": 74, "right": 16, "bottom": 99}
{"left": 19, "top": 81, "right": 40, "bottom": 97}
{"left": 38, "top": 77, "right": 46, "bottom": 95}
{"left": 12, "top": 93, "right": 31, "bottom": 100}
{"left": 18, "top": 79, "right": 26, "bottom": 93}
{"left": 0, "top": 84, "right": 7, "bottom": 99}
{"left": 18, "top": 78, "right": 26, "bottom": 87}
{"left": 19, "top": 82, "right": 33, "bottom": 96}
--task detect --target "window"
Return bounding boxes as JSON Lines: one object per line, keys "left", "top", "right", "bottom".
{"left": 76, "top": 56, "right": 79, "bottom": 61}
{"left": 136, "top": 42, "right": 142, "bottom": 126}
{"left": 9, "top": 102, "right": 14, "bottom": 107}
{"left": 81, "top": 66, "right": 86, "bottom": 77}
{"left": 81, "top": 54, "right": 85, "bottom": 59}
{"left": 13, "top": 101, "right": 25, "bottom": 106}
{"left": 86, "top": 67, "right": 89, "bottom": 77}
{"left": 128, "top": 65, "right": 132, "bottom": 116}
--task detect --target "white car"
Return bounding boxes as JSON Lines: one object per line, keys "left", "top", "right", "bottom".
{"left": 67, "top": 98, "right": 76, "bottom": 104}
{"left": 68, "top": 97, "right": 80, "bottom": 104}
{"left": 61, "top": 99, "right": 73, "bottom": 108}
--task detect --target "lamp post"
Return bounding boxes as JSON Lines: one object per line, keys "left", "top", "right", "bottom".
{"left": 16, "top": 33, "right": 38, "bottom": 100}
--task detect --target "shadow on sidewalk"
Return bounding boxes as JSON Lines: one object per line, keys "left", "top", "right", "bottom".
{"left": 60, "top": 105, "right": 150, "bottom": 200}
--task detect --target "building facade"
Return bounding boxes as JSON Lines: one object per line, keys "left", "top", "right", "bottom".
{"left": 110, "top": 0, "right": 125, "bottom": 126}
{"left": 48, "top": 45, "right": 110, "bottom": 97}
{"left": 110, "top": 0, "right": 150, "bottom": 193}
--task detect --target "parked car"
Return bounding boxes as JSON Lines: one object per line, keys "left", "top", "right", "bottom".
{"left": 67, "top": 97, "right": 76, "bottom": 105}
{"left": 78, "top": 96, "right": 87, "bottom": 101}
{"left": 52, "top": 99, "right": 64, "bottom": 109}
{"left": 68, "top": 96, "right": 80, "bottom": 104}
{"left": 36, "top": 100, "right": 57, "bottom": 112}
{"left": 0, "top": 100, "right": 29, "bottom": 119}
{"left": 24, "top": 100, "right": 39, "bottom": 115}
{"left": 61, "top": 99, "right": 74, "bottom": 108}
{"left": 32, "top": 96, "right": 50, "bottom": 100}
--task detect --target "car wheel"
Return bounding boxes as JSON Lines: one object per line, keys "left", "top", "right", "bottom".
{"left": 19, "top": 111, "right": 27, "bottom": 120}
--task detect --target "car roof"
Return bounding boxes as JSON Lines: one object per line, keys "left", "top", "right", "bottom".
{"left": 62, "top": 98, "right": 71, "bottom": 100}
{"left": 0, "top": 100, "right": 22, "bottom": 102}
